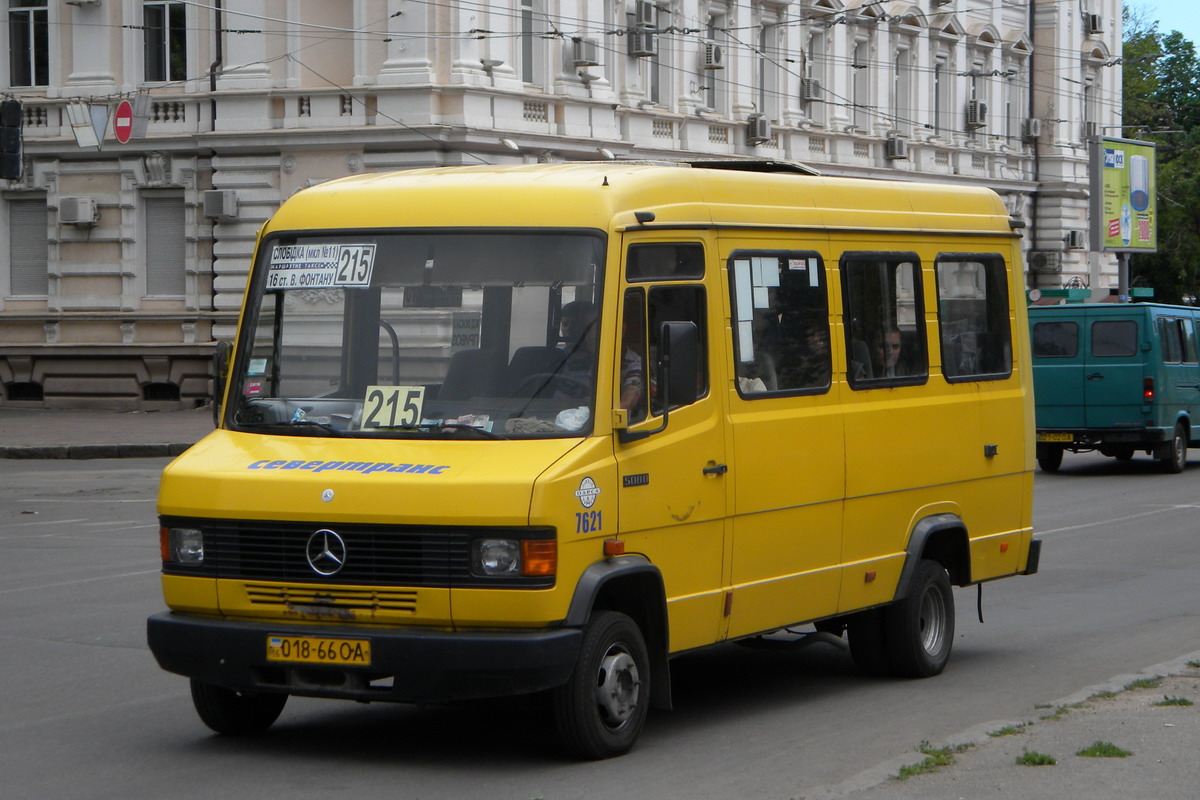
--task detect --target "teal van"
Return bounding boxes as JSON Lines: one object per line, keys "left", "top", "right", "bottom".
{"left": 1029, "top": 303, "right": 1200, "bottom": 472}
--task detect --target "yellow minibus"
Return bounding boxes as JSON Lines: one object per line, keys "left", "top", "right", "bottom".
{"left": 148, "top": 161, "right": 1040, "bottom": 758}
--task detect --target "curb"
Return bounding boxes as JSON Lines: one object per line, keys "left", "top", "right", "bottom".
{"left": 0, "top": 442, "right": 195, "bottom": 459}
{"left": 803, "top": 648, "right": 1200, "bottom": 799}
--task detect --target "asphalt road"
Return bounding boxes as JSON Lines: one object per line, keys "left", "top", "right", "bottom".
{"left": 2, "top": 451, "right": 1198, "bottom": 799}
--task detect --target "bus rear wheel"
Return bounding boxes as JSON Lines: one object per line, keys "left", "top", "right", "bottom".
{"left": 190, "top": 679, "right": 287, "bottom": 735}
{"left": 1158, "top": 423, "right": 1188, "bottom": 474}
{"left": 884, "top": 559, "right": 955, "bottom": 678}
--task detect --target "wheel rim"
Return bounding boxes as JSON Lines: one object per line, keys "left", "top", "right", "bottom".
{"left": 594, "top": 644, "right": 640, "bottom": 730}
{"left": 918, "top": 586, "right": 947, "bottom": 655}
{"left": 1175, "top": 431, "right": 1186, "bottom": 470}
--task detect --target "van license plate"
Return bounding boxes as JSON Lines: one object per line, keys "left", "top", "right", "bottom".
{"left": 1037, "top": 432, "right": 1073, "bottom": 442}
{"left": 266, "top": 635, "right": 371, "bottom": 666}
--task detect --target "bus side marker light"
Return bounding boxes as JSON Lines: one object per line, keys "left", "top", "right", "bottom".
{"left": 1000, "top": 542, "right": 1009, "bottom": 553}
{"left": 864, "top": 571, "right": 877, "bottom": 583}
{"left": 603, "top": 539, "right": 625, "bottom": 557}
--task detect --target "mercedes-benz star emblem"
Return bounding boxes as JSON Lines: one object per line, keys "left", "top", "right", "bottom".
{"left": 306, "top": 529, "right": 347, "bottom": 576}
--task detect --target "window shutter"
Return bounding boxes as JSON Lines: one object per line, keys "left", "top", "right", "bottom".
{"left": 9, "top": 199, "right": 48, "bottom": 296}
{"left": 145, "top": 196, "right": 185, "bottom": 296}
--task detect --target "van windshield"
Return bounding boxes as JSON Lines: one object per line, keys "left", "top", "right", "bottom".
{"left": 226, "top": 230, "right": 605, "bottom": 439}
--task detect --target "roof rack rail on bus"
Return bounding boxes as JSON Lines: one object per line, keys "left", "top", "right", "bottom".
{"left": 685, "top": 158, "right": 821, "bottom": 176}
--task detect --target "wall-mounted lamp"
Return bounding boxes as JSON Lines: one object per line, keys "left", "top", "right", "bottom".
{"left": 597, "top": 147, "right": 616, "bottom": 160}
{"left": 500, "top": 138, "right": 520, "bottom": 152}
{"left": 578, "top": 70, "right": 601, "bottom": 84}
{"left": 481, "top": 58, "right": 504, "bottom": 74}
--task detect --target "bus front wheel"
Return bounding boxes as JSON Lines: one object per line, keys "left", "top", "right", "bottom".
{"left": 552, "top": 610, "right": 649, "bottom": 759}
{"left": 190, "top": 679, "right": 287, "bottom": 735}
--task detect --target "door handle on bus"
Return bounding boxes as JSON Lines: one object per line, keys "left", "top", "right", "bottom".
{"left": 1086, "top": 373, "right": 1105, "bottom": 380}
{"left": 703, "top": 463, "right": 728, "bottom": 476}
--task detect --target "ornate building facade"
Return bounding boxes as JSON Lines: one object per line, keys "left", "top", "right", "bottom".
{"left": 1, "top": 0, "right": 1122, "bottom": 407}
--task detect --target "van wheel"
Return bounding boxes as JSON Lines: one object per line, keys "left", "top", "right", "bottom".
{"left": 552, "top": 610, "right": 649, "bottom": 759}
{"left": 1036, "top": 444, "right": 1064, "bottom": 472}
{"left": 1159, "top": 423, "right": 1187, "bottom": 473}
{"left": 846, "top": 609, "right": 891, "bottom": 677}
{"left": 190, "top": 679, "right": 287, "bottom": 735}
{"left": 884, "top": 560, "right": 955, "bottom": 678}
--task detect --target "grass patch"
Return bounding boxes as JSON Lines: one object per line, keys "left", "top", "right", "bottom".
{"left": 988, "top": 724, "right": 1027, "bottom": 737}
{"left": 1124, "top": 677, "right": 1162, "bottom": 691}
{"left": 1090, "top": 690, "right": 1118, "bottom": 701}
{"left": 1077, "top": 741, "right": 1133, "bottom": 758}
{"left": 1016, "top": 750, "right": 1057, "bottom": 766}
{"left": 1187, "top": 660, "right": 1200, "bottom": 669}
{"left": 1153, "top": 696, "right": 1194, "bottom": 707}
{"left": 1039, "top": 702, "right": 1088, "bottom": 721}
{"left": 894, "top": 742, "right": 974, "bottom": 780}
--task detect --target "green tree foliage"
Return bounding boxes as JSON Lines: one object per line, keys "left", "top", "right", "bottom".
{"left": 1124, "top": 5, "right": 1200, "bottom": 302}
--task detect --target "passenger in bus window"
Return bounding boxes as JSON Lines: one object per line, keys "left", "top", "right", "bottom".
{"left": 875, "top": 326, "right": 904, "bottom": 378}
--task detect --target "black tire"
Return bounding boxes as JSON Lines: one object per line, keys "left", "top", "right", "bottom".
{"left": 884, "top": 560, "right": 955, "bottom": 678}
{"left": 1159, "top": 423, "right": 1187, "bottom": 474}
{"left": 1036, "top": 443, "right": 1063, "bottom": 472}
{"left": 846, "top": 609, "right": 891, "bottom": 677}
{"left": 552, "top": 610, "right": 649, "bottom": 759}
{"left": 190, "top": 679, "right": 287, "bottom": 735}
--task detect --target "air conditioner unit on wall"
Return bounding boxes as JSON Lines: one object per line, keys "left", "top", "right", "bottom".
{"left": 1022, "top": 118, "right": 1042, "bottom": 142}
{"left": 1029, "top": 251, "right": 1062, "bottom": 274}
{"left": 203, "top": 189, "right": 239, "bottom": 220}
{"left": 1084, "top": 120, "right": 1101, "bottom": 138}
{"left": 886, "top": 135, "right": 910, "bottom": 160}
{"left": 634, "top": 0, "right": 656, "bottom": 28}
{"left": 1066, "top": 230, "right": 1087, "bottom": 250}
{"left": 1086, "top": 14, "right": 1103, "bottom": 34}
{"left": 801, "top": 78, "right": 822, "bottom": 101}
{"left": 966, "top": 99, "right": 988, "bottom": 129}
{"left": 572, "top": 37, "right": 600, "bottom": 67}
{"left": 628, "top": 30, "right": 658, "bottom": 58}
{"left": 702, "top": 42, "right": 725, "bottom": 70}
{"left": 59, "top": 196, "right": 98, "bottom": 226}
{"left": 746, "top": 114, "right": 772, "bottom": 145}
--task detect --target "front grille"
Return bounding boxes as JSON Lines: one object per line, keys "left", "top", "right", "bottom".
{"left": 161, "top": 517, "right": 554, "bottom": 589}
{"left": 245, "top": 583, "right": 419, "bottom": 613}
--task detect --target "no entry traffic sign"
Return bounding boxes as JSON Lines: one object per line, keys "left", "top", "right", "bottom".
{"left": 113, "top": 99, "right": 134, "bottom": 144}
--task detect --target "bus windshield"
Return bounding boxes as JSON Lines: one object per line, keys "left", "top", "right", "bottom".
{"left": 226, "top": 230, "right": 605, "bottom": 440}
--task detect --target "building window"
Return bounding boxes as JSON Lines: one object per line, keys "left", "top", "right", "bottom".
{"left": 705, "top": 10, "right": 727, "bottom": 114}
{"left": 804, "top": 32, "right": 825, "bottom": 124}
{"left": 519, "top": 0, "right": 546, "bottom": 88}
{"left": 145, "top": 195, "right": 185, "bottom": 296}
{"left": 144, "top": 1, "right": 187, "bottom": 83}
{"left": 851, "top": 38, "right": 870, "bottom": 130}
{"left": 8, "top": 197, "right": 48, "bottom": 296}
{"left": 8, "top": 0, "right": 48, "bottom": 87}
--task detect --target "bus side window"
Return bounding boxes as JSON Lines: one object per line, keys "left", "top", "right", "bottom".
{"left": 842, "top": 253, "right": 928, "bottom": 388}
{"left": 729, "top": 251, "right": 831, "bottom": 396}
{"left": 935, "top": 255, "right": 1013, "bottom": 381}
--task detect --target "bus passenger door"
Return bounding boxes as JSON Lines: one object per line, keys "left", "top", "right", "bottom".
{"left": 614, "top": 244, "right": 728, "bottom": 654}
{"left": 724, "top": 249, "right": 845, "bottom": 639}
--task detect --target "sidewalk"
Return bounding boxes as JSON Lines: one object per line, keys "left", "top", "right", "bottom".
{"left": 0, "top": 405, "right": 215, "bottom": 459}
{"left": 811, "top": 651, "right": 1200, "bottom": 799}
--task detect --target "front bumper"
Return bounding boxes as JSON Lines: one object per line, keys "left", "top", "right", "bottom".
{"left": 147, "top": 612, "right": 582, "bottom": 703}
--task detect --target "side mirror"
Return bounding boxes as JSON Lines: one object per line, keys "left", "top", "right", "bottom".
{"left": 662, "top": 320, "right": 699, "bottom": 407}
{"left": 212, "top": 340, "right": 234, "bottom": 426}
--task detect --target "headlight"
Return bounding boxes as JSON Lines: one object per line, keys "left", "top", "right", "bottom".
{"left": 162, "top": 527, "right": 204, "bottom": 565}
{"left": 471, "top": 538, "right": 557, "bottom": 577}
{"left": 473, "top": 539, "right": 521, "bottom": 575}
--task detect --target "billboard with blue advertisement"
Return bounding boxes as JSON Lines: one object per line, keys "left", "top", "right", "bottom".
{"left": 1091, "top": 137, "right": 1157, "bottom": 253}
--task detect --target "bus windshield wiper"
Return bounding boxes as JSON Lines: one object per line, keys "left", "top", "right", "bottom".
{"left": 240, "top": 419, "right": 344, "bottom": 437}
{"left": 399, "top": 421, "right": 503, "bottom": 439}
